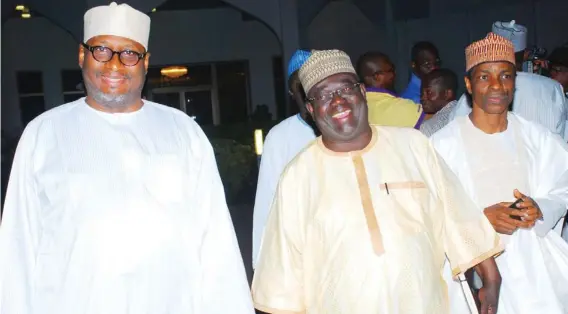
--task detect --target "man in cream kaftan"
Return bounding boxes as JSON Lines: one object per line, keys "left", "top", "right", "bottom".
{"left": 252, "top": 49, "right": 503, "bottom": 314}
{"left": 432, "top": 114, "right": 568, "bottom": 314}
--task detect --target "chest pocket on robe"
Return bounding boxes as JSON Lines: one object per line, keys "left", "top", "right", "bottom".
{"left": 145, "top": 154, "right": 185, "bottom": 203}
{"left": 378, "top": 181, "right": 430, "bottom": 235}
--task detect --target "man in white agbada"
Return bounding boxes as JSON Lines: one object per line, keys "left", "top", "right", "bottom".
{"left": 432, "top": 33, "right": 568, "bottom": 314}
{"left": 252, "top": 49, "right": 317, "bottom": 269}
{"left": 450, "top": 20, "right": 568, "bottom": 140}
{"left": 252, "top": 49, "right": 503, "bottom": 314}
{"left": 0, "top": 3, "right": 254, "bottom": 314}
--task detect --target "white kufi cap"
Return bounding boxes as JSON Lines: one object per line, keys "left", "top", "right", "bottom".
{"left": 84, "top": 2, "right": 151, "bottom": 50}
{"left": 491, "top": 20, "right": 527, "bottom": 52}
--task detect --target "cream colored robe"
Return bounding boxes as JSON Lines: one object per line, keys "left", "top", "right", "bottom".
{"left": 252, "top": 125, "right": 502, "bottom": 314}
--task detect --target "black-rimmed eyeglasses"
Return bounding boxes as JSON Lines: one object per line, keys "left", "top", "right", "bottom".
{"left": 82, "top": 43, "right": 147, "bottom": 67}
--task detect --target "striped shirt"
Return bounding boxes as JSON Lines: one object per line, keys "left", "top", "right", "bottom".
{"left": 420, "top": 100, "right": 457, "bottom": 137}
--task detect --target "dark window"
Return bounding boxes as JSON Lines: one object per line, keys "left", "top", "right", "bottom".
{"left": 184, "top": 90, "right": 213, "bottom": 125}
{"left": 216, "top": 61, "right": 250, "bottom": 124}
{"left": 152, "top": 92, "right": 182, "bottom": 111}
{"left": 63, "top": 93, "right": 85, "bottom": 103}
{"left": 272, "top": 56, "right": 286, "bottom": 119}
{"left": 17, "top": 71, "right": 45, "bottom": 126}
{"left": 19, "top": 96, "right": 45, "bottom": 126}
{"left": 17, "top": 71, "right": 43, "bottom": 94}
{"left": 62, "top": 69, "right": 84, "bottom": 92}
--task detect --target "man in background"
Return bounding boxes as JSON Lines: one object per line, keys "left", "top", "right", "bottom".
{"left": 356, "top": 51, "right": 425, "bottom": 128}
{"left": 451, "top": 20, "right": 568, "bottom": 140}
{"left": 400, "top": 41, "right": 442, "bottom": 103}
{"left": 252, "top": 49, "right": 317, "bottom": 270}
{"left": 548, "top": 46, "right": 568, "bottom": 95}
{"left": 419, "top": 68, "right": 458, "bottom": 137}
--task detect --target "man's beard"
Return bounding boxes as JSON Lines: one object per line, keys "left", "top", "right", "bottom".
{"left": 84, "top": 79, "right": 143, "bottom": 111}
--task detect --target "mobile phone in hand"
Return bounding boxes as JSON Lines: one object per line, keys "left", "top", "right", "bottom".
{"left": 509, "top": 198, "right": 523, "bottom": 221}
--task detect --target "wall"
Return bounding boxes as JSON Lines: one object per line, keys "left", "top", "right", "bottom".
{"left": 1, "top": 7, "right": 281, "bottom": 133}
{"left": 308, "top": 0, "right": 568, "bottom": 94}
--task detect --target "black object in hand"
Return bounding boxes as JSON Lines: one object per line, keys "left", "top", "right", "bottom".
{"left": 509, "top": 198, "right": 523, "bottom": 221}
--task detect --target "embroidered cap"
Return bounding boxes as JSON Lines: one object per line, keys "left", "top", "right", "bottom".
{"left": 465, "top": 33, "right": 516, "bottom": 72}
{"left": 84, "top": 2, "right": 151, "bottom": 50}
{"left": 287, "top": 50, "right": 312, "bottom": 79}
{"left": 298, "top": 49, "right": 357, "bottom": 94}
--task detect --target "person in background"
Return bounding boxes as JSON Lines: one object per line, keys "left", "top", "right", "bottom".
{"left": 0, "top": 3, "right": 254, "bottom": 314}
{"left": 252, "top": 49, "right": 318, "bottom": 270}
{"left": 419, "top": 68, "right": 458, "bottom": 137}
{"left": 356, "top": 51, "right": 425, "bottom": 128}
{"left": 432, "top": 32, "right": 568, "bottom": 314}
{"left": 451, "top": 20, "right": 568, "bottom": 140}
{"left": 400, "top": 41, "right": 441, "bottom": 103}
{"left": 548, "top": 46, "right": 568, "bottom": 241}
{"left": 252, "top": 49, "right": 502, "bottom": 314}
{"left": 548, "top": 46, "right": 568, "bottom": 95}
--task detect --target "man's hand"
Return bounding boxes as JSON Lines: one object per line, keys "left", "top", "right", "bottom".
{"left": 475, "top": 258, "right": 501, "bottom": 314}
{"left": 513, "top": 189, "right": 542, "bottom": 225}
{"left": 483, "top": 203, "right": 530, "bottom": 234}
{"left": 478, "top": 283, "right": 499, "bottom": 314}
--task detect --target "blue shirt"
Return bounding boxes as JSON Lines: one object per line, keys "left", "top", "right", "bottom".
{"left": 400, "top": 73, "right": 422, "bottom": 104}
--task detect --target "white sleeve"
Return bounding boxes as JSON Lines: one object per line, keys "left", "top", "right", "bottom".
{"left": 0, "top": 126, "right": 42, "bottom": 314}
{"left": 252, "top": 131, "right": 281, "bottom": 269}
{"left": 194, "top": 131, "right": 255, "bottom": 314}
{"left": 532, "top": 131, "right": 568, "bottom": 237}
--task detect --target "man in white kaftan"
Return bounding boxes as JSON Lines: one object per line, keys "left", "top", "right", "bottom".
{"left": 252, "top": 50, "right": 317, "bottom": 269}
{"left": 252, "top": 49, "right": 503, "bottom": 314}
{"left": 432, "top": 32, "right": 568, "bottom": 314}
{"left": 0, "top": 3, "right": 254, "bottom": 314}
{"left": 449, "top": 20, "right": 568, "bottom": 140}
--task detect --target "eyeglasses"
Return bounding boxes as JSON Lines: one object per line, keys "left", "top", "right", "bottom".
{"left": 307, "top": 83, "right": 361, "bottom": 103}
{"left": 82, "top": 43, "right": 147, "bottom": 66}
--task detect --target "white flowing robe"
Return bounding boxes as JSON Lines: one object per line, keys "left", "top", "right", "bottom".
{"left": 252, "top": 114, "right": 316, "bottom": 269}
{"left": 431, "top": 114, "right": 568, "bottom": 314}
{"left": 0, "top": 99, "right": 255, "bottom": 314}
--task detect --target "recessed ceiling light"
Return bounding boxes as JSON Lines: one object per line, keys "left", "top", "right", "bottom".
{"left": 21, "top": 13, "right": 31, "bottom": 18}
{"left": 151, "top": 8, "right": 156, "bottom": 12}
{"left": 15, "top": 5, "right": 25, "bottom": 11}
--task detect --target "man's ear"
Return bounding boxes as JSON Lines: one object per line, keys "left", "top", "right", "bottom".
{"left": 143, "top": 52, "right": 151, "bottom": 73}
{"left": 465, "top": 76, "right": 473, "bottom": 95}
{"left": 306, "top": 102, "right": 314, "bottom": 117}
{"left": 359, "top": 83, "right": 366, "bottom": 99}
{"left": 78, "top": 44, "right": 85, "bottom": 69}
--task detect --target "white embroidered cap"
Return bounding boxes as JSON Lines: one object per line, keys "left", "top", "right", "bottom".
{"left": 84, "top": 2, "right": 151, "bottom": 50}
{"left": 491, "top": 20, "right": 527, "bottom": 52}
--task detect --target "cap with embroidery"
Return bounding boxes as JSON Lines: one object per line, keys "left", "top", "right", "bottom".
{"left": 287, "top": 50, "right": 312, "bottom": 79}
{"left": 84, "top": 2, "right": 151, "bottom": 50}
{"left": 465, "top": 33, "right": 515, "bottom": 72}
{"left": 298, "top": 49, "right": 356, "bottom": 94}
{"left": 491, "top": 20, "right": 527, "bottom": 52}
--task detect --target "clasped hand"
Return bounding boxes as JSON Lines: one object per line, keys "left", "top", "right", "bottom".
{"left": 483, "top": 189, "right": 542, "bottom": 235}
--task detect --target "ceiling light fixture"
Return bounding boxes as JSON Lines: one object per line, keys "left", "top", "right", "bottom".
{"left": 16, "top": 5, "right": 25, "bottom": 11}
{"left": 21, "top": 8, "right": 31, "bottom": 18}
{"left": 160, "top": 66, "right": 188, "bottom": 78}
